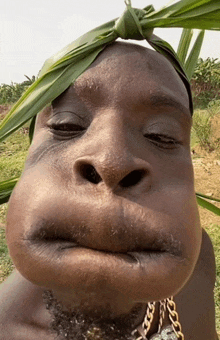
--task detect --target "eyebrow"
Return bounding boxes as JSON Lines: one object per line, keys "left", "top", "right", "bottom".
{"left": 148, "top": 93, "right": 190, "bottom": 116}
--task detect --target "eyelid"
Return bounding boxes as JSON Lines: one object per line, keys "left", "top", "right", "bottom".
{"left": 47, "top": 112, "right": 86, "bottom": 126}
{"left": 144, "top": 133, "right": 181, "bottom": 149}
{"left": 49, "top": 110, "right": 87, "bottom": 123}
{"left": 143, "top": 119, "right": 184, "bottom": 140}
{"left": 46, "top": 113, "right": 87, "bottom": 139}
{"left": 47, "top": 124, "right": 85, "bottom": 139}
{"left": 52, "top": 110, "right": 82, "bottom": 117}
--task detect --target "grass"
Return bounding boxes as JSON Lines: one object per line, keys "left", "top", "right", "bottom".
{"left": 0, "top": 227, "right": 14, "bottom": 283}
{"left": 191, "top": 104, "right": 220, "bottom": 153}
{"left": 0, "top": 107, "right": 219, "bottom": 336}
{"left": 206, "top": 224, "right": 220, "bottom": 333}
{"left": 0, "top": 121, "right": 29, "bottom": 217}
{"left": 0, "top": 126, "right": 29, "bottom": 182}
{"left": 0, "top": 122, "right": 29, "bottom": 282}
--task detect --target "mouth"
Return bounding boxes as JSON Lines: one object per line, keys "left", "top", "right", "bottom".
{"left": 24, "top": 228, "right": 183, "bottom": 282}
{"left": 18, "top": 220, "right": 189, "bottom": 304}
{"left": 59, "top": 243, "right": 169, "bottom": 262}
{"left": 25, "top": 228, "right": 181, "bottom": 264}
{"left": 24, "top": 217, "right": 183, "bottom": 259}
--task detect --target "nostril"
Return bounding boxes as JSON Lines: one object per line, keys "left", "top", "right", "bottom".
{"left": 119, "top": 170, "right": 146, "bottom": 188}
{"left": 79, "top": 164, "right": 102, "bottom": 184}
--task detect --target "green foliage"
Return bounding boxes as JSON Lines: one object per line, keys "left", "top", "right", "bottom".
{"left": 177, "top": 28, "right": 205, "bottom": 80}
{"left": 196, "top": 196, "right": 220, "bottom": 216}
{"left": 184, "top": 30, "right": 205, "bottom": 80}
{"left": 0, "top": 125, "right": 29, "bottom": 183}
{"left": 192, "top": 106, "right": 220, "bottom": 154}
{"left": 0, "top": 227, "right": 14, "bottom": 283}
{"left": 191, "top": 58, "right": 220, "bottom": 108}
{"left": 0, "top": 204, "right": 7, "bottom": 225}
{"left": 177, "top": 29, "right": 193, "bottom": 65}
{"left": 205, "top": 224, "right": 220, "bottom": 335}
{"left": 192, "top": 109, "right": 214, "bottom": 151}
{"left": 0, "top": 178, "right": 19, "bottom": 205}
{"left": 0, "top": 118, "right": 30, "bottom": 204}
{"left": 0, "top": 123, "right": 29, "bottom": 280}
{"left": 0, "top": 76, "right": 35, "bottom": 105}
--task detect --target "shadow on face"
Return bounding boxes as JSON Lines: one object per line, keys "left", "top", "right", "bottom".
{"left": 6, "top": 42, "right": 201, "bottom": 319}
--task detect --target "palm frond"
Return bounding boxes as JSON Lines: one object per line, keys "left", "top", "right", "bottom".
{"left": 196, "top": 195, "right": 220, "bottom": 216}
{"left": 0, "top": 178, "right": 18, "bottom": 205}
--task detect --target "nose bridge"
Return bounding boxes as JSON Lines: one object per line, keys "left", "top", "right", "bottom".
{"left": 97, "top": 117, "right": 131, "bottom": 168}
{"left": 91, "top": 113, "right": 139, "bottom": 179}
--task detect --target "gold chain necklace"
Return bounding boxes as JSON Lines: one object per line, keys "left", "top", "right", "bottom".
{"left": 132, "top": 297, "right": 184, "bottom": 340}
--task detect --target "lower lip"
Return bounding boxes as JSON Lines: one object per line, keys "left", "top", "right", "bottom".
{"left": 58, "top": 246, "right": 180, "bottom": 292}
{"left": 31, "top": 239, "right": 175, "bottom": 265}
{"left": 55, "top": 245, "right": 172, "bottom": 276}
{"left": 57, "top": 242, "right": 166, "bottom": 260}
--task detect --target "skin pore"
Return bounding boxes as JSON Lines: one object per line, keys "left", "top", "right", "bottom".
{"left": 1, "top": 42, "right": 218, "bottom": 339}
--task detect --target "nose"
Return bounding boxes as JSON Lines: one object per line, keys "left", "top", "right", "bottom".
{"left": 74, "top": 138, "right": 152, "bottom": 191}
{"left": 75, "top": 161, "right": 148, "bottom": 189}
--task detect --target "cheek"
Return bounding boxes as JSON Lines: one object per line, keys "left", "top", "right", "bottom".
{"left": 148, "top": 170, "right": 201, "bottom": 264}
{"left": 163, "top": 187, "right": 201, "bottom": 263}
{"left": 156, "top": 153, "right": 201, "bottom": 257}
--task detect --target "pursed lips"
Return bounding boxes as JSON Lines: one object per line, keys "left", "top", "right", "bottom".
{"left": 23, "top": 219, "right": 183, "bottom": 261}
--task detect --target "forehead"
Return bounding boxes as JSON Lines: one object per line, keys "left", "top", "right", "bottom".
{"left": 71, "top": 42, "right": 190, "bottom": 114}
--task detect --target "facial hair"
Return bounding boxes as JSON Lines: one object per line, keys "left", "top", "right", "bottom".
{"left": 43, "top": 290, "right": 144, "bottom": 340}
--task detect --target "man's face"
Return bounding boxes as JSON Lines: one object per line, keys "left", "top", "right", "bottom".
{"left": 6, "top": 43, "right": 201, "bottom": 319}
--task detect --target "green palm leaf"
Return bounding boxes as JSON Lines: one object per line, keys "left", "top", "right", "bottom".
{"left": 196, "top": 192, "right": 220, "bottom": 203}
{"left": 0, "top": 178, "right": 18, "bottom": 205}
{"left": 196, "top": 196, "right": 220, "bottom": 216}
{"left": 0, "top": 47, "right": 107, "bottom": 142}
{"left": 177, "top": 29, "right": 193, "bottom": 64}
{"left": 176, "top": 28, "right": 205, "bottom": 81}
{"left": 185, "top": 30, "right": 205, "bottom": 79}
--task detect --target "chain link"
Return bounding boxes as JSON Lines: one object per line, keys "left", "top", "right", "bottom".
{"left": 166, "top": 297, "right": 184, "bottom": 340}
{"left": 132, "top": 297, "right": 184, "bottom": 340}
{"left": 143, "top": 301, "right": 156, "bottom": 336}
{"left": 132, "top": 301, "right": 156, "bottom": 340}
{"left": 158, "top": 299, "right": 166, "bottom": 333}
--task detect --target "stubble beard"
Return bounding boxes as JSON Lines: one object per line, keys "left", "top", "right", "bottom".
{"left": 43, "top": 290, "right": 143, "bottom": 340}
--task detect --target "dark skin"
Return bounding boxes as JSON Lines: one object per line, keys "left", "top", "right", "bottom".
{"left": 0, "top": 42, "right": 218, "bottom": 339}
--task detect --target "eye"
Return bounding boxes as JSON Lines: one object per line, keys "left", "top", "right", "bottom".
{"left": 51, "top": 123, "right": 84, "bottom": 132}
{"left": 48, "top": 121, "right": 85, "bottom": 138}
{"left": 144, "top": 133, "right": 180, "bottom": 149}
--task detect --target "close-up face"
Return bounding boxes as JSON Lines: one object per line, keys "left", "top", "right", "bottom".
{"left": 6, "top": 42, "right": 201, "bottom": 319}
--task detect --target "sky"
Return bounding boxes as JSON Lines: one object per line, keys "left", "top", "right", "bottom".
{"left": 1, "top": 0, "right": 220, "bottom": 85}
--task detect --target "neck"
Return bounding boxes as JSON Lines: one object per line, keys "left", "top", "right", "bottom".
{"left": 42, "top": 290, "right": 150, "bottom": 340}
